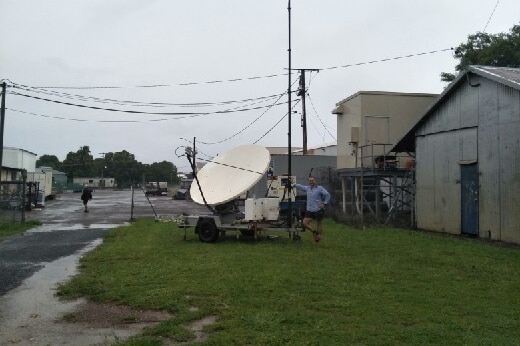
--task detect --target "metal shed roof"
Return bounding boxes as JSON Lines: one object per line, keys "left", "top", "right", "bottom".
{"left": 392, "top": 65, "right": 520, "bottom": 153}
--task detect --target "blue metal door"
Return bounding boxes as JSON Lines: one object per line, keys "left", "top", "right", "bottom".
{"left": 461, "top": 164, "right": 479, "bottom": 235}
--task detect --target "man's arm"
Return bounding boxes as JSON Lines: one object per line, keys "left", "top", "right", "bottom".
{"left": 321, "top": 187, "right": 331, "bottom": 206}
{"left": 293, "top": 183, "right": 306, "bottom": 192}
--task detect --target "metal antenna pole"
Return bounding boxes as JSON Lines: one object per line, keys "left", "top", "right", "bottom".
{"left": 287, "top": 0, "right": 292, "bottom": 228}
{"left": 0, "top": 82, "right": 6, "bottom": 182}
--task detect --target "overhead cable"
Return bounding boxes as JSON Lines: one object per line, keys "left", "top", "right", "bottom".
{"left": 195, "top": 81, "right": 299, "bottom": 145}
{"left": 10, "top": 82, "right": 286, "bottom": 108}
{"left": 483, "top": 0, "right": 500, "bottom": 32}
{"left": 29, "top": 73, "right": 285, "bottom": 89}
{"left": 322, "top": 48, "right": 453, "bottom": 71}
{"left": 8, "top": 91, "right": 288, "bottom": 116}
{"left": 194, "top": 92, "right": 287, "bottom": 144}
{"left": 10, "top": 48, "right": 453, "bottom": 90}
{"left": 7, "top": 108, "right": 162, "bottom": 122}
{"left": 307, "top": 93, "right": 336, "bottom": 140}
{"left": 254, "top": 100, "right": 301, "bottom": 144}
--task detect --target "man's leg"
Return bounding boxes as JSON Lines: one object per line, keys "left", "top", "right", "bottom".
{"left": 304, "top": 216, "right": 321, "bottom": 243}
{"left": 302, "top": 217, "right": 314, "bottom": 232}
{"left": 315, "top": 220, "right": 323, "bottom": 241}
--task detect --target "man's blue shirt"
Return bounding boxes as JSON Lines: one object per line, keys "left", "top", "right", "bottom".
{"left": 294, "top": 184, "right": 331, "bottom": 212}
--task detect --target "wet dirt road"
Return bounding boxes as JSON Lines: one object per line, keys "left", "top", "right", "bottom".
{"left": 0, "top": 189, "right": 210, "bottom": 345}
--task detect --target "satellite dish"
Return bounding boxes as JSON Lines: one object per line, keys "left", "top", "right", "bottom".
{"left": 190, "top": 144, "right": 270, "bottom": 206}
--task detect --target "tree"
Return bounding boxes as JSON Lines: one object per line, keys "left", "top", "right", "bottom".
{"left": 144, "top": 161, "right": 178, "bottom": 185}
{"left": 107, "top": 150, "right": 142, "bottom": 188}
{"left": 35, "top": 146, "right": 179, "bottom": 188}
{"left": 61, "top": 146, "right": 94, "bottom": 181}
{"left": 36, "top": 154, "right": 61, "bottom": 170}
{"left": 441, "top": 24, "right": 520, "bottom": 82}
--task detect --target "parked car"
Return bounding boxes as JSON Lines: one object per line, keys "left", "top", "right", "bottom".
{"left": 173, "top": 179, "right": 193, "bottom": 200}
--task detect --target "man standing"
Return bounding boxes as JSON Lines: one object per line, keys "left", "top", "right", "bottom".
{"left": 80, "top": 186, "right": 93, "bottom": 212}
{"left": 293, "top": 176, "right": 330, "bottom": 243}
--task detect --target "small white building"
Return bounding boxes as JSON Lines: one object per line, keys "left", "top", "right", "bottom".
{"left": 292, "top": 142, "right": 337, "bottom": 156}
{"left": 1, "top": 147, "right": 37, "bottom": 181}
{"left": 73, "top": 177, "right": 116, "bottom": 188}
{"left": 2, "top": 147, "right": 37, "bottom": 171}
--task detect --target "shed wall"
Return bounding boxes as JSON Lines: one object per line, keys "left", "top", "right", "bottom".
{"left": 415, "top": 74, "right": 520, "bottom": 243}
{"left": 416, "top": 129, "right": 475, "bottom": 233}
{"left": 478, "top": 79, "right": 520, "bottom": 242}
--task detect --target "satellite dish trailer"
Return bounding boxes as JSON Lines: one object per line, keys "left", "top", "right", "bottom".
{"left": 179, "top": 144, "right": 305, "bottom": 242}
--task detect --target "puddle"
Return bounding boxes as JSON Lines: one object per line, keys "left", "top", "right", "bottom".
{"left": 188, "top": 315, "right": 217, "bottom": 343}
{"left": 0, "top": 238, "right": 148, "bottom": 345}
{"left": 28, "top": 223, "right": 128, "bottom": 233}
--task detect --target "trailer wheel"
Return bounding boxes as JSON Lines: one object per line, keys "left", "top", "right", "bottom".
{"left": 197, "top": 219, "right": 219, "bottom": 243}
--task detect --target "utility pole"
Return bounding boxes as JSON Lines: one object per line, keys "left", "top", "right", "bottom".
{"left": 296, "top": 69, "right": 319, "bottom": 155}
{"left": 99, "top": 152, "right": 107, "bottom": 188}
{"left": 0, "top": 82, "right": 6, "bottom": 184}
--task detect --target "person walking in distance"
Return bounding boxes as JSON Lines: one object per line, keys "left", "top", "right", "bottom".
{"left": 81, "top": 186, "right": 93, "bottom": 212}
{"left": 293, "top": 176, "right": 330, "bottom": 243}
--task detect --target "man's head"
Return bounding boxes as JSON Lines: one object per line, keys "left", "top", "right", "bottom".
{"left": 308, "top": 176, "right": 317, "bottom": 187}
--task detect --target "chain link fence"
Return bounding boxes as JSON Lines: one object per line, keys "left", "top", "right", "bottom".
{"left": 0, "top": 180, "right": 27, "bottom": 223}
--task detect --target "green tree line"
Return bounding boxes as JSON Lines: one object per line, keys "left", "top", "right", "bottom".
{"left": 36, "top": 146, "right": 179, "bottom": 188}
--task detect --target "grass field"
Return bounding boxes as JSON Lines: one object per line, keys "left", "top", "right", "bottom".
{"left": 58, "top": 219, "right": 520, "bottom": 345}
{"left": 0, "top": 220, "right": 41, "bottom": 239}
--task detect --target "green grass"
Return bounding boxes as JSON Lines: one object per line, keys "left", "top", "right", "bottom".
{"left": 58, "top": 219, "right": 520, "bottom": 345}
{"left": 0, "top": 220, "right": 41, "bottom": 239}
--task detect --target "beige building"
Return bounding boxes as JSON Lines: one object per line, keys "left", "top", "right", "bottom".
{"left": 332, "top": 91, "right": 438, "bottom": 169}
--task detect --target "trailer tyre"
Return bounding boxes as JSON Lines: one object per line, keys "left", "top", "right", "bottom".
{"left": 197, "top": 219, "right": 219, "bottom": 243}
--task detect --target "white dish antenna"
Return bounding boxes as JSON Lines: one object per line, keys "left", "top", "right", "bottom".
{"left": 190, "top": 144, "right": 270, "bottom": 206}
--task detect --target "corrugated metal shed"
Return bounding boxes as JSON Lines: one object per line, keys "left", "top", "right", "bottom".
{"left": 393, "top": 66, "right": 520, "bottom": 244}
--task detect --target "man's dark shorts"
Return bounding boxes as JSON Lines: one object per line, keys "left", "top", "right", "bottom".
{"left": 305, "top": 209, "right": 325, "bottom": 221}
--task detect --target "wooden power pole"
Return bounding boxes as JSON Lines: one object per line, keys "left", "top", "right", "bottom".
{"left": 296, "top": 69, "right": 319, "bottom": 155}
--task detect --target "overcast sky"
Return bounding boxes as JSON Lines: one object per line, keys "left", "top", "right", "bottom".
{"left": 1, "top": 0, "right": 519, "bottom": 171}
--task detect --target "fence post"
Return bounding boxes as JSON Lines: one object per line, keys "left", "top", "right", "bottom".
{"left": 21, "top": 170, "right": 27, "bottom": 223}
{"left": 130, "top": 186, "right": 135, "bottom": 222}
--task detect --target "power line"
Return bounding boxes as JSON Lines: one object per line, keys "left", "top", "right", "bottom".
{"left": 483, "top": 0, "right": 500, "bottom": 32}
{"left": 7, "top": 108, "right": 163, "bottom": 122}
{"left": 195, "top": 80, "right": 300, "bottom": 145}
{"left": 195, "top": 92, "right": 288, "bottom": 145}
{"left": 4, "top": 48, "right": 453, "bottom": 90}
{"left": 8, "top": 91, "right": 288, "bottom": 116}
{"left": 28, "top": 73, "right": 285, "bottom": 89}
{"left": 254, "top": 100, "right": 301, "bottom": 144}
{"left": 322, "top": 48, "right": 453, "bottom": 71}
{"left": 307, "top": 93, "right": 336, "bottom": 141}
{"left": 10, "top": 82, "right": 285, "bottom": 108}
